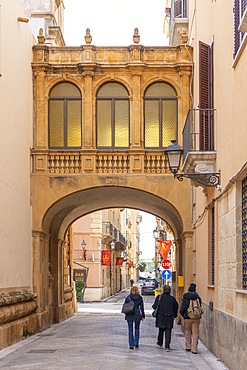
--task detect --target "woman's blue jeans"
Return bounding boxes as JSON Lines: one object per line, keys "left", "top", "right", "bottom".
{"left": 127, "top": 320, "right": 141, "bottom": 348}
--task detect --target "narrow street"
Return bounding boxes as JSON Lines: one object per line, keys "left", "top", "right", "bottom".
{"left": 0, "top": 290, "right": 229, "bottom": 370}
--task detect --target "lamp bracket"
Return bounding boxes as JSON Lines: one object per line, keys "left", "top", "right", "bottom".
{"left": 175, "top": 172, "right": 221, "bottom": 188}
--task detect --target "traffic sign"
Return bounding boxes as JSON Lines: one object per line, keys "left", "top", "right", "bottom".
{"left": 162, "top": 269, "right": 172, "bottom": 280}
{"left": 162, "top": 259, "right": 172, "bottom": 269}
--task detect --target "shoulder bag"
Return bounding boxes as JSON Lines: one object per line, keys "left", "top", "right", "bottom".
{"left": 152, "top": 294, "right": 161, "bottom": 317}
{"left": 121, "top": 297, "right": 135, "bottom": 314}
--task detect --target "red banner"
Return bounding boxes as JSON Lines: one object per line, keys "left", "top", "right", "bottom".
{"left": 116, "top": 257, "right": 124, "bottom": 266}
{"left": 126, "top": 261, "right": 134, "bottom": 268}
{"left": 157, "top": 240, "right": 172, "bottom": 260}
{"left": 101, "top": 250, "right": 112, "bottom": 266}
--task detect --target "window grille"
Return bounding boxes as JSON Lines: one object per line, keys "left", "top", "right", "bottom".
{"left": 48, "top": 82, "right": 81, "bottom": 149}
{"left": 96, "top": 82, "right": 129, "bottom": 148}
{"left": 144, "top": 82, "right": 177, "bottom": 149}
{"left": 242, "top": 177, "right": 247, "bottom": 289}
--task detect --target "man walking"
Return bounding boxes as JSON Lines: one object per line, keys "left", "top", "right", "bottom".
{"left": 152, "top": 285, "right": 178, "bottom": 351}
{"left": 179, "top": 283, "right": 202, "bottom": 354}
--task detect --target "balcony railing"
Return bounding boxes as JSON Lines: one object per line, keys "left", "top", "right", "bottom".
{"left": 32, "top": 150, "right": 169, "bottom": 174}
{"left": 102, "top": 222, "right": 126, "bottom": 247}
{"left": 102, "top": 222, "right": 117, "bottom": 240}
{"left": 182, "top": 108, "right": 216, "bottom": 161}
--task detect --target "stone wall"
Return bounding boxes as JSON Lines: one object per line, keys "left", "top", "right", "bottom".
{"left": 200, "top": 303, "right": 247, "bottom": 370}
{"left": 0, "top": 289, "right": 38, "bottom": 350}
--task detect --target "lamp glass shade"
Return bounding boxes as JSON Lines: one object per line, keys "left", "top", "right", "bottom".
{"left": 111, "top": 241, "right": 115, "bottom": 249}
{"left": 81, "top": 240, "right": 87, "bottom": 248}
{"left": 164, "top": 140, "right": 183, "bottom": 173}
{"left": 153, "top": 229, "right": 159, "bottom": 239}
{"left": 167, "top": 151, "right": 182, "bottom": 171}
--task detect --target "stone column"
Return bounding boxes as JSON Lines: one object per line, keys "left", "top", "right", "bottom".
{"left": 34, "top": 69, "right": 47, "bottom": 148}
{"left": 32, "top": 231, "right": 50, "bottom": 315}
{"left": 49, "top": 236, "right": 65, "bottom": 322}
{"left": 181, "top": 231, "right": 194, "bottom": 290}
{"left": 129, "top": 68, "right": 143, "bottom": 148}
{"left": 178, "top": 68, "right": 192, "bottom": 142}
{"left": 82, "top": 69, "right": 94, "bottom": 148}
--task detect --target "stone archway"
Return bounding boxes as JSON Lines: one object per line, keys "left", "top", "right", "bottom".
{"left": 33, "top": 185, "right": 193, "bottom": 328}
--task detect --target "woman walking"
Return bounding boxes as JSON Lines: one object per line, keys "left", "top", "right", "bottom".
{"left": 124, "top": 285, "right": 145, "bottom": 350}
{"left": 152, "top": 285, "right": 178, "bottom": 351}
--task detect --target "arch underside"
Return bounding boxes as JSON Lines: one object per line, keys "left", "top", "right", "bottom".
{"left": 42, "top": 186, "right": 184, "bottom": 239}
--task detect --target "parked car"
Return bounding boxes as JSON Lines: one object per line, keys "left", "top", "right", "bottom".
{"left": 141, "top": 279, "right": 158, "bottom": 295}
{"left": 137, "top": 279, "right": 144, "bottom": 287}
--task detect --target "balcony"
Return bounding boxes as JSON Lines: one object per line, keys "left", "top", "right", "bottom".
{"left": 169, "top": 0, "right": 188, "bottom": 46}
{"left": 102, "top": 222, "right": 126, "bottom": 250}
{"left": 181, "top": 108, "right": 217, "bottom": 183}
{"left": 32, "top": 150, "right": 170, "bottom": 175}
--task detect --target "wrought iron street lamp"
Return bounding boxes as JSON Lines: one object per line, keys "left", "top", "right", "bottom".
{"left": 81, "top": 240, "right": 87, "bottom": 260}
{"left": 153, "top": 228, "right": 159, "bottom": 240}
{"left": 81, "top": 240, "right": 87, "bottom": 249}
{"left": 164, "top": 139, "right": 221, "bottom": 188}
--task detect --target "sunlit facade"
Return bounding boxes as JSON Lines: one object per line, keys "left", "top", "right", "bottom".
{"left": 168, "top": 1, "right": 247, "bottom": 369}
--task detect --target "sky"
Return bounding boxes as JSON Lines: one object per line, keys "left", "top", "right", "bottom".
{"left": 63, "top": 0, "right": 168, "bottom": 47}
{"left": 139, "top": 212, "right": 156, "bottom": 260}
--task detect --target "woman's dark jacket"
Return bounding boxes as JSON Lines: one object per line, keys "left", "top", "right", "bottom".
{"left": 124, "top": 293, "right": 145, "bottom": 321}
{"left": 152, "top": 292, "right": 178, "bottom": 329}
{"left": 179, "top": 291, "right": 202, "bottom": 319}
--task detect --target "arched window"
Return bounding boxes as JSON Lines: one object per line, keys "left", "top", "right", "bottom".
{"left": 96, "top": 82, "right": 129, "bottom": 148}
{"left": 49, "top": 82, "right": 82, "bottom": 148}
{"left": 144, "top": 82, "right": 177, "bottom": 148}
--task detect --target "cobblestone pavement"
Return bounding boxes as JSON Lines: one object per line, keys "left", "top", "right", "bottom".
{"left": 0, "top": 290, "right": 229, "bottom": 370}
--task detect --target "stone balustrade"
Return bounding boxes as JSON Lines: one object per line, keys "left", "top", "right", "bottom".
{"left": 32, "top": 150, "right": 170, "bottom": 175}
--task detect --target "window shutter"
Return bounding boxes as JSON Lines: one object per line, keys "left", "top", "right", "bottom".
{"left": 234, "top": 0, "right": 240, "bottom": 57}
{"left": 174, "top": 0, "right": 187, "bottom": 18}
{"left": 209, "top": 42, "right": 214, "bottom": 150}
{"left": 199, "top": 41, "right": 212, "bottom": 151}
{"left": 174, "top": 0, "right": 182, "bottom": 18}
{"left": 199, "top": 42, "right": 210, "bottom": 110}
{"left": 241, "top": 0, "right": 247, "bottom": 14}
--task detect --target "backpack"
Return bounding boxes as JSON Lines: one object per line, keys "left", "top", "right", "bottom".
{"left": 187, "top": 298, "right": 203, "bottom": 319}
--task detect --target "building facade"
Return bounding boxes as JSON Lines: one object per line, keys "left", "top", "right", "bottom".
{"left": 72, "top": 208, "right": 141, "bottom": 302}
{"left": 169, "top": 1, "right": 247, "bottom": 369}
{"left": 30, "top": 28, "right": 193, "bottom": 331}
{"left": 0, "top": 0, "right": 35, "bottom": 349}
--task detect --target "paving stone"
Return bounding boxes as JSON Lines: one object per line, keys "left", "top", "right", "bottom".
{"left": 0, "top": 290, "right": 229, "bottom": 370}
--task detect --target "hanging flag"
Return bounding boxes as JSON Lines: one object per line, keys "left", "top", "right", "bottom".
{"left": 101, "top": 250, "right": 111, "bottom": 266}
{"left": 116, "top": 257, "right": 124, "bottom": 266}
{"left": 157, "top": 240, "right": 172, "bottom": 260}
